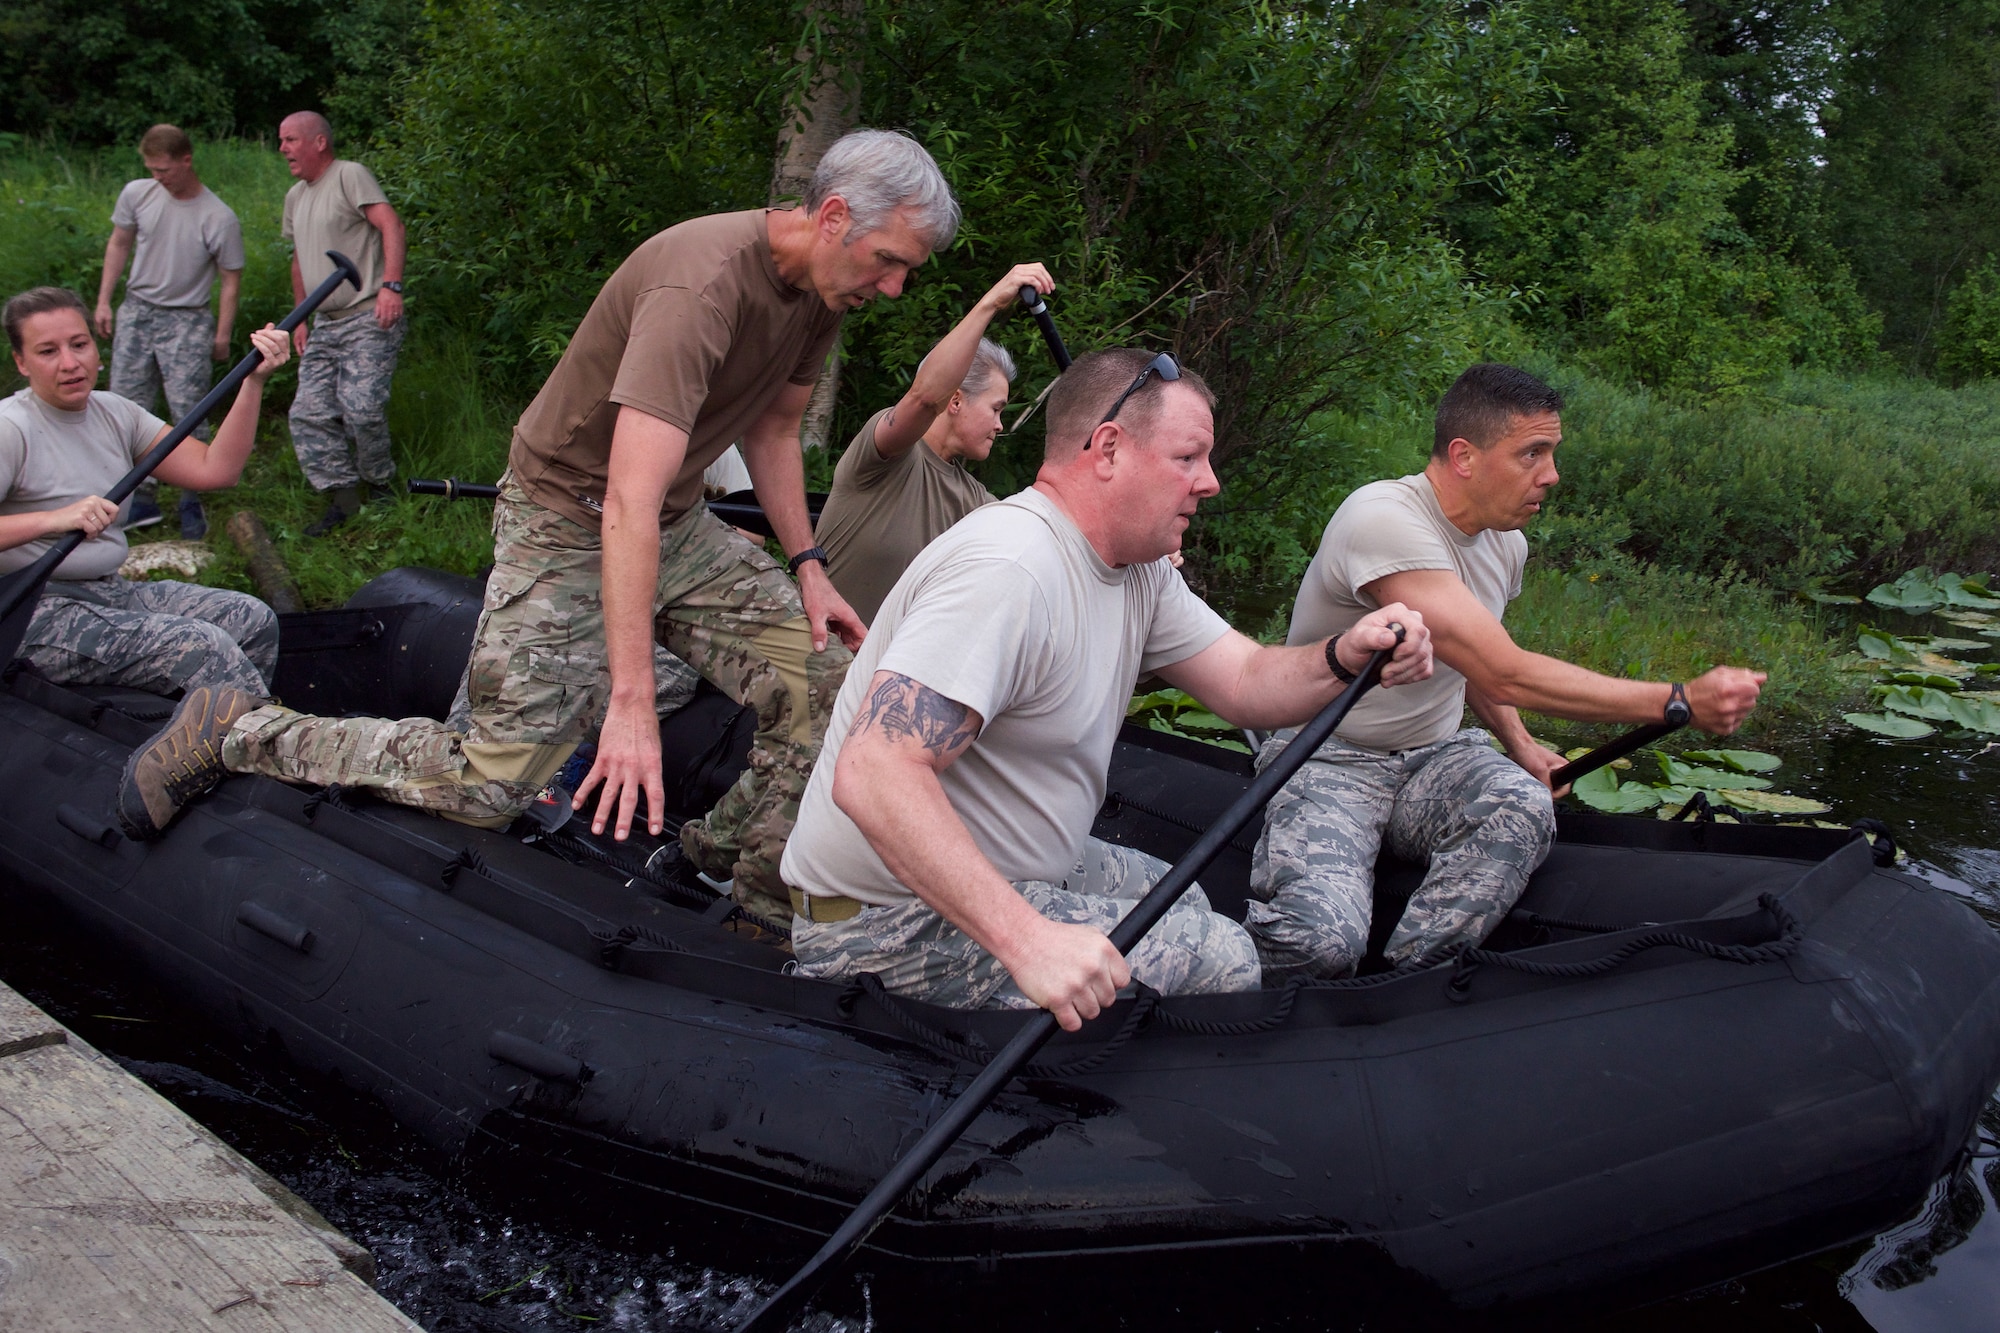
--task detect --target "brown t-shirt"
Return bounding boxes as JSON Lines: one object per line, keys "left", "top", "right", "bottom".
{"left": 509, "top": 210, "right": 844, "bottom": 531}
{"left": 815, "top": 408, "right": 998, "bottom": 625}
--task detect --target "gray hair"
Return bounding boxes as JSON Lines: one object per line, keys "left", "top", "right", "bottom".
{"left": 804, "top": 129, "right": 960, "bottom": 250}
{"left": 961, "top": 338, "right": 1015, "bottom": 396}
{"left": 283, "top": 110, "right": 333, "bottom": 148}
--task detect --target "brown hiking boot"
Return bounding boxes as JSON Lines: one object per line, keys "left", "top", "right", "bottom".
{"left": 117, "top": 686, "right": 261, "bottom": 840}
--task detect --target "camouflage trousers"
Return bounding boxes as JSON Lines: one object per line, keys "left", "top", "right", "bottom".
{"left": 111, "top": 298, "right": 213, "bottom": 509}
{"left": 222, "top": 477, "right": 850, "bottom": 917}
{"left": 290, "top": 310, "right": 403, "bottom": 491}
{"left": 1245, "top": 727, "right": 1555, "bottom": 981}
{"left": 791, "top": 837, "right": 1262, "bottom": 1007}
{"left": 21, "top": 576, "right": 276, "bottom": 697}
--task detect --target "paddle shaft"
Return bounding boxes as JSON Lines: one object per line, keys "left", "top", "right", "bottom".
{"left": 0, "top": 252, "right": 362, "bottom": 655}
{"left": 1018, "top": 284, "right": 1072, "bottom": 369}
{"left": 1548, "top": 720, "right": 1686, "bottom": 790}
{"left": 735, "top": 630, "right": 1403, "bottom": 1332}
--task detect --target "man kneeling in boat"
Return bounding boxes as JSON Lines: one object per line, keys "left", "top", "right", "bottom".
{"left": 2, "top": 286, "right": 290, "bottom": 697}
{"left": 1246, "top": 363, "right": 1766, "bottom": 981}
{"left": 780, "top": 349, "right": 1433, "bottom": 1030}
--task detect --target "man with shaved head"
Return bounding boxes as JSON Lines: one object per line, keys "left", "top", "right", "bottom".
{"left": 277, "top": 110, "right": 407, "bottom": 535}
{"left": 780, "top": 348, "right": 1433, "bottom": 1030}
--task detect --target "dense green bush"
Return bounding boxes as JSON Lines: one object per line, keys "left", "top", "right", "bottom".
{"left": 1939, "top": 261, "right": 2000, "bottom": 383}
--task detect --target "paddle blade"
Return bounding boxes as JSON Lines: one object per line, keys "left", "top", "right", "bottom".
{"left": 0, "top": 541, "right": 79, "bottom": 669}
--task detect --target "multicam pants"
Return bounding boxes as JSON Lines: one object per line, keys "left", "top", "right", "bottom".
{"left": 222, "top": 477, "right": 850, "bottom": 917}
{"left": 1245, "top": 727, "right": 1555, "bottom": 981}
{"left": 791, "top": 837, "right": 1262, "bottom": 1007}
{"left": 111, "top": 298, "right": 214, "bottom": 510}
{"left": 289, "top": 310, "right": 403, "bottom": 491}
{"left": 21, "top": 576, "right": 276, "bottom": 697}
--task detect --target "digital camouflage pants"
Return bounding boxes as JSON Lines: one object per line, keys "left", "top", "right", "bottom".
{"left": 1245, "top": 727, "right": 1555, "bottom": 981}
{"left": 222, "top": 478, "right": 849, "bottom": 918}
{"left": 791, "top": 836, "right": 1262, "bottom": 1007}
{"left": 110, "top": 298, "right": 213, "bottom": 510}
{"left": 290, "top": 310, "right": 403, "bottom": 491}
{"left": 21, "top": 576, "right": 277, "bottom": 697}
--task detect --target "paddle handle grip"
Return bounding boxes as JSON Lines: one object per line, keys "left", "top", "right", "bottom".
{"left": 1548, "top": 720, "right": 1685, "bottom": 790}
{"left": 1018, "top": 284, "right": 1072, "bottom": 369}
{"left": 408, "top": 478, "right": 500, "bottom": 500}
{"left": 735, "top": 626, "right": 1404, "bottom": 1332}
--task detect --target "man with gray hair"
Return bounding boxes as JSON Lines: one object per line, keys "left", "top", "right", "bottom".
{"left": 814, "top": 260, "right": 1051, "bottom": 624}
{"left": 277, "top": 110, "right": 408, "bottom": 536}
{"left": 121, "top": 128, "right": 960, "bottom": 929}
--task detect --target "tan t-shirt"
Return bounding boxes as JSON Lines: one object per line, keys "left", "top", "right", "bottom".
{"left": 282, "top": 159, "right": 389, "bottom": 317}
{"left": 509, "top": 210, "right": 845, "bottom": 532}
{"left": 112, "top": 181, "right": 244, "bottom": 309}
{"left": 0, "top": 388, "right": 166, "bottom": 580}
{"left": 1287, "top": 472, "right": 1526, "bottom": 752}
{"left": 815, "top": 407, "right": 998, "bottom": 625}
{"left": 782, "top": 487, "right": 1231, "bottom": 906}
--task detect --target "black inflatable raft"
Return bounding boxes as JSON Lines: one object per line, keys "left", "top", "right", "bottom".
{"left": 2, "top": 566, "right": 1997, "bottom": 1321}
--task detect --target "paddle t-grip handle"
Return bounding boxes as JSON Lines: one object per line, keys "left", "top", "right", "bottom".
{"left": 1018, "top": 284, "right": 1073, "bottom": 369}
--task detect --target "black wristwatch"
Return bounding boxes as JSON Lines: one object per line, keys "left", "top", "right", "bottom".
{"left": 787, "top": 546, "right": 828, "bottom": 576}
{"left": 380, "top": 280, "right": 404, "bottom": 294}
{"left": 1324, "top": 633, "right": 1359, "bottom": 684}
{"left": 1664, "top": 681, "right": 1692, "bottom": 726}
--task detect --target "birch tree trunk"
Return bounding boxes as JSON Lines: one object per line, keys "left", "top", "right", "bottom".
{"left": 772, "top": 0, "right": 864, "bottom": 451}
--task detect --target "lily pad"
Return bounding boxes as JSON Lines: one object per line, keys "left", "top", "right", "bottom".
{"left": 1844, "top": 711, "right": 1936, "bottom": 738}
{"left": 1876, "top": 684, "right": 1962, "bottom": 721}
{"left": 1938, "top": 573, "right": 2000, "bottom": 610}
{"left": 1713, "top": 788, "right": 1833, "bottom": 816}
{"left": 1940, "top": 611, "right": 1997, "bottom": 628}
{"left": 1800, "top": 591, "right": 1861, "bottom": 605}
{"left": 1867, "top": 570, "right": 1945, "bottom": 612}
{"left": 1944, "top": 694, "right": 2000, "bottom": 735}
{"left": 1885, "top": 672, "right": 1964, "bottom": 691}
{"left": 1655, "top": 754, "right": 1774, "bottom": 790}
{"left": 1569, "top": 767, "right": 1661, "bottom": 814}
{"left": 1910, "top": 636, "right": 1989, "bottom": 653}
{"left": 1681, "top": 748, "right": 1783, "bottom": 773}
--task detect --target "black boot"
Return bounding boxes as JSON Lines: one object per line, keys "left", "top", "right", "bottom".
{"left": 305, "top": 484, "right": 364, "bottom": 537}
{"left": 178, "top": 492, "right": 208, "bottom": 540}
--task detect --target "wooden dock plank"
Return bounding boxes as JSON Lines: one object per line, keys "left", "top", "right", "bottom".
{"left": 0, "top": 988, "right": 420, "bottom": 1332}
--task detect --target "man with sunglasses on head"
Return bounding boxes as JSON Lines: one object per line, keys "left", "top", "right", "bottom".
{"left": 781, "top": 348, "right": 1433, "bottom": 1031}
{"left": 1245, "top": 363, "right": 1766, "bottom": 982}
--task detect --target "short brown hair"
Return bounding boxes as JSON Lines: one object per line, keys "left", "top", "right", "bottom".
{"left": 1432, "top": 363, "right": 1564, "bottom": 458}
{"left": 4, "top": 287, "right": 88, "bottom": 354}
{"left": 1044, "top": 348, "right": 1215, "bottom": 462}
{"left": 139, "top": 123, "right": 193, "bottom": 159}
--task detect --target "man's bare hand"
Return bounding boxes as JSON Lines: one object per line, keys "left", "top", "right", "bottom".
{"left": 1003, "top": 920, "right": 1131, "bottom": 1033}
{"left": 1334, "top": 602, "right": 1433, "bottom": 687}
{"left": 93, "top": 304, "right": 115, "bottom": 340}
{"left": 797, "top": 562, "right": 866, "bottom": 652}
{"left": 211, "top": 331, "right": 231, "bottom": 361}
{"left": 52, "top": 495, "right": 120, "bottom": 540}
{"left": 980, "top": 262, "right": 1055, "bottom": 314}
{"left": 573, "top": 695, "right": 666, "bottom": 840}
{"left": 1508, "top": 737, "right": 1571, "bottom": 795}
{"left": 376, "top": 288, "right": 404, "bottom": 327}
{"left": 1686, "top": 666, "right": 1766, "bottom": 736}
{"left": 292, "top": 323, "right": 310, "bottom": 355}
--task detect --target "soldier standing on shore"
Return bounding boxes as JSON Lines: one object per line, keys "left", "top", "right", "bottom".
{"left": 93, "top": 124, "right": 245, "bottom": 540}
{"left": 276, "top": 111, "right": 407, "bottom": 537}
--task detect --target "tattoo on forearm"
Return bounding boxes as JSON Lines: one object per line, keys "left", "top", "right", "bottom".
{"left": 854, "top": 673, "right": 979, "bottom": 758}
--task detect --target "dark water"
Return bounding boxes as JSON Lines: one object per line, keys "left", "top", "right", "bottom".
{"left": 2, "top": 732, "right": 1996, "bottom": 1333}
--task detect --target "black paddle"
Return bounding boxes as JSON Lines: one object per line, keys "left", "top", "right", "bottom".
{"left": 734, "top": 624, "right": 1406, "bottom": 1332}
{"left": 1018, "top": 284, "right": 1072, "bottom": 369}
{"left": 1548, "top": 719, "right": 1689, "bottom": 790}
{"left": 0, "top": 250, "right": 363, "bottom": 667}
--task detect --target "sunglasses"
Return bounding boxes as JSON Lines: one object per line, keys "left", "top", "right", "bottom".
{"left": 1089, "top": 352, "right": 1181, "bottom": 447}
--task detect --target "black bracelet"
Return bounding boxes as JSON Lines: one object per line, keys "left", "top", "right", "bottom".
{"left": 1665, "top": 681, "right": 1692, "bottom": 726}
{"left": 1324, "top": 633, "right": 1359, "bottom": 684}
{"left": 786, "top": 546, "right": 828, "bottom": 576}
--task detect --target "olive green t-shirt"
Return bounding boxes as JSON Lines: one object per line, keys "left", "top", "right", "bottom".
{"left": 815, "top": 407, "right": 998, "bottom": 625}
{"left": 1286, "top": 472, "right": 1526, "bottom": 752}
{"left": 282, "top": 159, "right": 389, "bottom": 317}
{"left": 509, "top": 210, "right": 845, "bottom": 533}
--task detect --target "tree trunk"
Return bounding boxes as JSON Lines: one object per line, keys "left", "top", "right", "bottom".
{"left": 771, "top": 0, "right": 863, "bottom": 451}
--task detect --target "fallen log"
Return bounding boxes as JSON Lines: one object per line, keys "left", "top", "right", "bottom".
{"left": 226, "top": 509, "right": 303, "bottom": 613}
